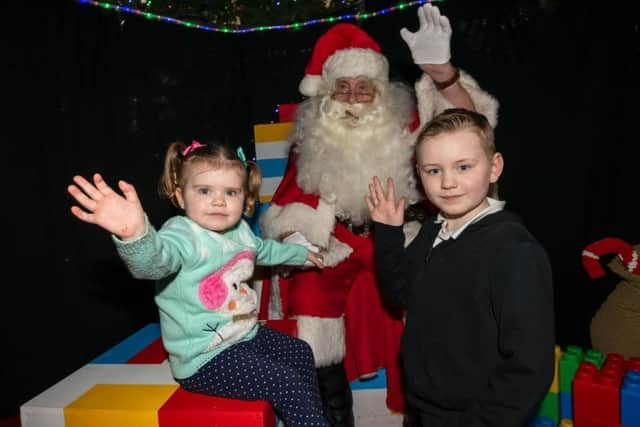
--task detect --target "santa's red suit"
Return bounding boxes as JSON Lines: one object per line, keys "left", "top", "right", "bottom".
{"left": 259, "top": 22, "right": 498, "bottom": 420}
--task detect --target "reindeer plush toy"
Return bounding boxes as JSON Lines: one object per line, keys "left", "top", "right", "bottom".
{"left": 582, "top": 237, "right": 640, "bottom": 358}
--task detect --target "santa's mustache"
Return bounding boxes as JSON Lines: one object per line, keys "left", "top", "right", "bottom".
{"left": 320, "top": 97, "right": 381, "bottom": 126}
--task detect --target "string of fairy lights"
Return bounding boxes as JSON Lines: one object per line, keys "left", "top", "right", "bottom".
{"left": 75, "top": 0, "right": 436, "bottom": 34}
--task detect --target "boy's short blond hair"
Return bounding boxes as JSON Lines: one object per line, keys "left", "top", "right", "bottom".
{"left": 416, "top": 108, "right": 495, "bottom": 160}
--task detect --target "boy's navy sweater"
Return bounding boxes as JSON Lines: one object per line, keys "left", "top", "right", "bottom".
{"left": 374, "top": 210, "right": 555, "bottom": 427}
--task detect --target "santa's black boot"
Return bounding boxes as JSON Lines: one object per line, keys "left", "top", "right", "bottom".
{"left": 316, "top": 363, "right": 355, "bottom": 427}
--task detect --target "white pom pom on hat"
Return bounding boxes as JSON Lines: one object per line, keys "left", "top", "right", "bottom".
{"left": 298, "top": 23, "right": 389, "bottom": 97}
{"left": 582, "top": 237, "right": 640, "bottom": 279}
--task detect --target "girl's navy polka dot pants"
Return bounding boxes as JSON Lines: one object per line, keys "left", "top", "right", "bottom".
{"left": 178, "top": 325, "right": 330, "bottom": 427}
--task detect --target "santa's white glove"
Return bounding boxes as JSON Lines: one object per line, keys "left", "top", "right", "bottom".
{"left": 283, "top": 231, "right": 320, "bottom": 267}
{"left": 400, "top": 3, "right": 452, "bottom": 65}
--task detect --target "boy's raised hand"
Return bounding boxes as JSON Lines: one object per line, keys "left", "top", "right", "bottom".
{"left": 68, "top": 173, "right": 146, "bottom": 241}
{"left": 365, "top": 176, "right": 405, "bottom": 226}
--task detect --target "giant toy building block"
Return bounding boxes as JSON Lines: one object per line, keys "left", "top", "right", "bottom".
{"left": 251, "top": 120, "right": 293, "bottom": 238}
{"left": 536, "top": 346, "right": 563, "bottom": 424}
{"left": 21, "top": 322, "right": 403, "bottom": 427}
{"left": 253, "top": 121, "right": 292, "bottom": 205}
{"left": 559, "top": 345, "right": 586, "bottom": 421}
{"left": 531, "top": 344, "right": 640, "bottom": 427}
{"left": 528, "top": 416, "right": 557, "bottom": 427}
{"left": 250, "top": 103, "right": 298, "bottom": 234}
{"left": 20, "top": 323, "right": 279, "bottom": 427}
{"left": 621, "top": 358, "right": 640, "bottom": 427}
{"left": 573, "top": 353, "right": 626, "bottom": 427}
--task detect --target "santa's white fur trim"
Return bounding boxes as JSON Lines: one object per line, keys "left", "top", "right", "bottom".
{"left": 414, "top": 69, "right": 499, "bottom": 131}
{"left": 295, "top": 315, "right": 346, "bottom": 367}
{"left": 323, "top": 48, "right": 389, "bottom": 89}
{"left": 260, "top": 199, "right": 336, "bottom": 249}
{"left": 267, "top": 275, "right": 283, "bottom": 320}
{"left": 299, "top": 75, "right": 325, "bottom": 97}
{"left": 299, "top": 49, "right": 389, "bottom": 97}
{"left": 321, "top": 236, "right": 354, "bottom": 267}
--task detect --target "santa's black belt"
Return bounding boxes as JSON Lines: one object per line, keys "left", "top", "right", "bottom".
{"left": 337, "top": 218, "right": 371, "bottom": 236}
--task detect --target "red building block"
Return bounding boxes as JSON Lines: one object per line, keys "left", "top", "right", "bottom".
{"left": 131, "top": 322, "right": 294, "bottom": 427}
{"left": 573, "top": 354, "right": 626, "bottom": 427}
{"left": 158, "top": 388, "right": 276, "bottom": 427}
{"left": 628, "top": 357, "right": 640, "bottom": 373}
{"left": 127, "top": 337, "right": 168, "bottom": 364}
{"left": 277, "top": 103, "right": 298, "bottom": 123}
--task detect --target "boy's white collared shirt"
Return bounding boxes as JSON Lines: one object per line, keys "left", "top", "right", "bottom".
{"left": 433, "top": 197, "right": 506, "bottom": 248}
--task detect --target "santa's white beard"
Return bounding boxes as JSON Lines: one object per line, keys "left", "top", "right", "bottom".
{"left": 295, "top": 94, "right": 421, "bottom": 226}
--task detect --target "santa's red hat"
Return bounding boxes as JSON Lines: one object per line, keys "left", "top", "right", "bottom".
{"left": 299, "top": 23, "right": 389, "bottom": 97}
{"left": 582, "top": 237, "right": 640, "bottom": 279}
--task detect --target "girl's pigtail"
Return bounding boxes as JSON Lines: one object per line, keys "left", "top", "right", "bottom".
{"left": 244, "top": 160, "right": 262, "bottom": 217}
{"left": 159, "top": 142, "right": 185, "bottom": 208}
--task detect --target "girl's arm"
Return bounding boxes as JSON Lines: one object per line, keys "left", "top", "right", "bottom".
{"left": 68, "top": 173, "right": 190, "bottom": 279}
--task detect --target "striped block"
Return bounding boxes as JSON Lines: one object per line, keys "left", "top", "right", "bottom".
{"left": 253, "top": 122, "right": 293, "bottom": 204}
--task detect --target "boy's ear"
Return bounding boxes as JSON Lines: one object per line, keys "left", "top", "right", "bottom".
{"left": 490, "top": 152, "right": 504, "bottom": 183}
{"left": 175, "top": 187, "right": 185, "bottom": 209}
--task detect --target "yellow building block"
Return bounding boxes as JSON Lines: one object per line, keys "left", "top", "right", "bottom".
{"left": 550, "top": 345, "right": 562, "bottom": 393}
{"left": 64, "top": 384, "right": 178, "bottom": 427}
{"left": 254, "top": 123, "right": 293, "bottom": 143}
{"left": 559, "top": 419, "right": 573, "bottom": 426}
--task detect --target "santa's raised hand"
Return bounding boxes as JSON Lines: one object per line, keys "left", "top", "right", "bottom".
{"left": 68, "top": 173, "right": 146, "bottom": 241}
{"left": 400, "top": 3, "right": 452, "bottom": 65}
{"left": 365, "top": 176, "right": 405, "bottom": 226}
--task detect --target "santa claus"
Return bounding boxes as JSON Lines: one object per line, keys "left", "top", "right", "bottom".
{"left": 259, "top": 4, "right": 498, "bottom": 426}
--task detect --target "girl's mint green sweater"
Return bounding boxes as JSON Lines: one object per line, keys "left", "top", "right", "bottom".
{"left": 114, "top": 215, "right": 307, "bottom": 379}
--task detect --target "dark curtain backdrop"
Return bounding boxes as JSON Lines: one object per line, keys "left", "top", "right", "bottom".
{"left": 5, "top": 0, "right": 639, "bottom": 417}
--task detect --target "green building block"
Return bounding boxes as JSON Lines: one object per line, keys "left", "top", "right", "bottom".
{"left": 559, "top": 345, "right": 583, "bottom": 393}
{"left": 583, "top": 348, "right": 605, "bottom": 369}
{"left": 537, "top": 391, "right": 559, "bottom": 422}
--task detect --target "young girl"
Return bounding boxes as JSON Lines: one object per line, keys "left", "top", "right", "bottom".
{"left": 67, "top": 140, "right": 330, "bottom": 427}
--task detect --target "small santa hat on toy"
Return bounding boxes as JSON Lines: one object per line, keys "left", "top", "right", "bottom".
{"left": 298, "top": 23, "right": 389, "bottom": 97}
{"left": 582, "top": 237, "right": 640, "bottom": 279}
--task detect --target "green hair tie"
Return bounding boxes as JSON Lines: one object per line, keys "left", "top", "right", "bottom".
{"left": 236, "top": 146, "right": 247, "bottom": 165}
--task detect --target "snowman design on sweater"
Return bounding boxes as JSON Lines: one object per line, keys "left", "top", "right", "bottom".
{"left": 199, "top": 250, "right": 259, "bottom": 351}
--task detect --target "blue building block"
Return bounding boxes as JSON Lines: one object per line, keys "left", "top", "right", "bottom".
{"left": 92, "top": 323, "right": 161, "bottom": 363}
{"left": 559, "top": 391, "right": 572, "bottom": 420}
{"left": 528, "top": 416, "right": 556, "bottom": 427}
{"left": 350, "top": 369, "right": 387, "bottom": 390}
{"left": 621, "top": 370, "right": 640, "bottom": 427}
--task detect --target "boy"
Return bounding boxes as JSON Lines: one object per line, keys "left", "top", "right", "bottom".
{"left": 365, "top": 108, "right": 555, "bottom": 427}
